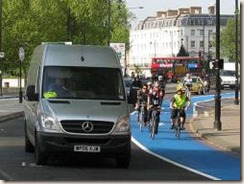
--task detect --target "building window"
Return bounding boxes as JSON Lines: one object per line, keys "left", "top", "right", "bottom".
{"left": 191, "top": 29, "right": 195, "bottom": 36}
{"left": 191, "top": 41, "right": 195, "bottom": 48}
{"left": 200, "top": 29, "right": 204, "bottom": 36}
{"left": 200, "top": 41, "right": 204, "bottom": 48}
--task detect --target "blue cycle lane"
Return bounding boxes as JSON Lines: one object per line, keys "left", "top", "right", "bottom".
{"left": 130, "top": 92, "right": 240, "bottom": 180}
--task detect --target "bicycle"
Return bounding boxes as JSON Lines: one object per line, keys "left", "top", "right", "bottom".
{"left": 149, "top": 105, "right": 161, "bottom": 140}
{"left": 138, "top": 102, "right": 147, "bottom": 132}
{"left": 184, "top": 84, "right": 192, "bottom": 99}
{"left": 174, "top": 107, "right": 185, "bottom": 139}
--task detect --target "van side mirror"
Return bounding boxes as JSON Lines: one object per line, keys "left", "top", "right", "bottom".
{"left": 26, "top": 85, "right": 38, "bottom": 101}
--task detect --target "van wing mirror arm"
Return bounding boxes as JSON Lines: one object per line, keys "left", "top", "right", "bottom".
{"left": 26, "top": 85, "right": 39, "bottom": 101}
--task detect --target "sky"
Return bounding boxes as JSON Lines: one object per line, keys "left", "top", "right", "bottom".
{"left": 126, "top": 0, "right": 239, "bottom": 26}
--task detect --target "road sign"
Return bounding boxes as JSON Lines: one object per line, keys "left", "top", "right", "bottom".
{"left": 19, "top": 47, "right": 25, "bottom": 62}
{"left": 0, "top": 52, "right": 4, "bottom": 58}
{"left": 109, "top": 42, "right": 125, "bottom": 67}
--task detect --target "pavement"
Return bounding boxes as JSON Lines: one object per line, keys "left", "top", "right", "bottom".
{"left": 188, "top": 98, "right": 241, "bottom": 156}
{"left": 0, "top": 92, "right": 241, "bottom": 156}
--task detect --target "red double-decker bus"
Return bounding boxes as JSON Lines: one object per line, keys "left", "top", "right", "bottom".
{"left": 150, "top": 56, "right": 204, "bottom": 82}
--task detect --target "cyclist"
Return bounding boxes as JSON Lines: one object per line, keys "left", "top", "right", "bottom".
{"left": 146, "top": 81, "right": 153, "bottom": 94}
{"left": 135, "top": 84, "right": 148, "bottom": 125}
{"left": 183, "top": 73, "right": 192, "bottom": 88}
{"left": 157, "top": 75, "right": 166, "bottom": 106}
{"left": 130, "top": 76, "right": 143, "bottom": 107}
{"left": 148, "top": 83, "right": 163, "bottom": 134}
{"left": 169, "top": 86, "right": 191, "bottom": 130}
{"left": 132, "top": 75, "right": 143, "bottom": 88}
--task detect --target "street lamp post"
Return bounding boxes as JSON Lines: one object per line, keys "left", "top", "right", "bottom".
{"left": 107, "top": 1, "right": 143, "bottom": 46}
{"left": 207, "top": 30, "right": 213, "bottom": 74}
{"left": 202, "top": 20, "right": 206, "bottom": 60}
{"left": 18, "top": 47, "right": 25, "bottom": 103}
{"left": 0, "top": 0, "right": 2, "bottom": 97}
{"left": 214, "top": 0, "right": 222, "bottom": 130}
{"left": 0, "top": 70, "right": 2, "bottom": 96}
{"left": 107, "top": 0, "right": 111, "bottom": 46}
{"left": 234, "top": 0, "right": 239, "bottom": 105}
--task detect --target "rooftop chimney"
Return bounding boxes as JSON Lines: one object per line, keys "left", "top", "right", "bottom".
{"left": 167, "top": 9, "right": 178, "bottom": 17}
{"left": 189, "top": 7, "right": 202, "bottom": 14}
{"left": 178, "top": 8, "right": 189, "bottom": 15}
{"left": 156, "top": 11, "right": 167, "bottom": 17}
{"left": 208, "top": 5, "right": 215, "bottom": 15}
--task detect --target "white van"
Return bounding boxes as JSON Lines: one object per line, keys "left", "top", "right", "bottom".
{"left": 24, "top": 44, "right": 131, "bottom": 168}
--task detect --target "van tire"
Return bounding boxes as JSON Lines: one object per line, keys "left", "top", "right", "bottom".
{"left": 25, "top": 120, "right": 34, "bottom": 152}
{"left": 116, "top": 156, "right": 130, "bottom": 168}
{"left": 116, "top": 150, "right": 130, "bottom": 168}
{"left": 35, "top": 135, "right": 48, "bottom": 165}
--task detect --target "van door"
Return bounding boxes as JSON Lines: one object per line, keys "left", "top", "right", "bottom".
{"left": 25, "top": 66, "right": 41, "bottom": 143}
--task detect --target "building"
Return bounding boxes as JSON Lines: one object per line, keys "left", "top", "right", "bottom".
{"left": 128, "top": 6, "right": 234, "bottom": 77}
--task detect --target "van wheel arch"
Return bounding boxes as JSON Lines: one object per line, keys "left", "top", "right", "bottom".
{"left": 116, "top": 146, "right": 131, "bottom": 168}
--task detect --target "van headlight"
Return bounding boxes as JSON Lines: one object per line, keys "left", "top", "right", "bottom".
{"left": 113, "top": 116, "right": 130, "bottom": 134}
{"left": 40, "top": 114, "right": 62, "bottom": 133}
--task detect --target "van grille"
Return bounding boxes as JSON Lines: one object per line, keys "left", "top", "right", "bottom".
{"left": 60, "top": 120, "right": 114, "bottom": 134}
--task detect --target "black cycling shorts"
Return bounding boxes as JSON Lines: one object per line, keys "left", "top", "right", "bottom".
{"left": 171, "top": 108, "right": 186, "bottom": 119}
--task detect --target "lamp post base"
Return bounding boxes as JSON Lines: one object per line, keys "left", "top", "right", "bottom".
{"left": 234, "top": 84, "right": 239, "bottom": 105}
{"left": 234, "top": 99, "right": 239, "bottom": 105}
{"left": 19, "top": 90, "right": 23, "bottom": 103}
{"left": 214, "top": 120, "right": 222, "bottom": 131}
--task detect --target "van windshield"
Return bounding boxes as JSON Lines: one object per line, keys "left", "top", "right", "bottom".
{"left": 42, "top": 66, "right": 125, "bottom": 100}
{"left": 220, "top": 70, "right": 236, "bottom": 76}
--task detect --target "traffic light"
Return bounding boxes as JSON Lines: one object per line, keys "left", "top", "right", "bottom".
{"left": 219, "top": 59, "right": 224, "bottom": 69}
{"left": 211, "top": 60, "right": 216, "bottom": 69}
{"left": 210, "top": 59, "right": 224, "bottom": 69}
{"left": 198, "top": 51, "right": 202, "bottom": 58}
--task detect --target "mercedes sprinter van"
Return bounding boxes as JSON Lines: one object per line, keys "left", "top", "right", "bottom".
{"left": 24, "top": 44, "right": 131, "bottom": 168}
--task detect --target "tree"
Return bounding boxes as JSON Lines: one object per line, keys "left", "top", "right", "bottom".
{"left": 177, "top": 44, "right": 189, "bottom": 57}
{"left": 220, "top": 16, "right": 240, "bottom": 62}
{"left": 133, "top": 64, "right": 142, "bottom": 76}
{"left": 1, "top": 0, "right": 130, "bottom": 78}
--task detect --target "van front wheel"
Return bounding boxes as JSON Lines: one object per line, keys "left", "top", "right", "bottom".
{"left": 116, "top": 156, "right": 130, "bottom": 168}
{"left": 116, "top": 150, "right": 130, "bottom": 168}
{"left": 35, "top": 136, "right": 48, "bottom": 165}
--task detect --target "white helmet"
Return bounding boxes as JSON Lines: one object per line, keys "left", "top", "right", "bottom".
{"left": 158, "top": 75, "right": 163, "bottom": 80}
{"left": 154, "top": 82, "right": 159, "bottom": 87}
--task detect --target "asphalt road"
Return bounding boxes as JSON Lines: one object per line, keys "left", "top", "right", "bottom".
{"left": 0, "top": 87, "right": 238, "bottom": 181}
{"left": 0, "top": 117, "right": 209, "bottom": 181}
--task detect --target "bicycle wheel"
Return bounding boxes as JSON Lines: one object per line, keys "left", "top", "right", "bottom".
{"left": 186, "top": 88, "right": 191, "bottom": 99}
{"left": 175, "top": 117, "right": 180, "bottom": 139}
{"left": 150, "top": 111, "right": 157, "bottom": 140}
{"left": 139, "top": 108, "right": 143, "bottom": 132}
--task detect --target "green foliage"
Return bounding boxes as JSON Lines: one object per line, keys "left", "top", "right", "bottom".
{"left": 134, "top": 64, "right": 142, "bottom": 76}
{"left": 1, "top": 0, "right": 130, "bottom": 79}
{"left": 220, "top": 17, "right": 240, "bottom": 62}
{"left": 177, "top": 44, "right": 189, "bottom": 57}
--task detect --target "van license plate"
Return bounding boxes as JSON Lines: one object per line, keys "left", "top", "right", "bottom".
{"left": 74, "top": 145, "right": 100, "bottom": 152}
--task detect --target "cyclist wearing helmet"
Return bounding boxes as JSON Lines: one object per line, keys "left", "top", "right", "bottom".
{"left": 157, "top": 75, "right": 166, "bottom": 105}
{"left": 135, "top": 84, "right": 148, "bottom": 124}
{"left": 147, "top": 82, "right": 163, "bottom": 134}
{"left": 183, "top": 73, "right": 193, "bottom": 88}
{"left": 169, "top": 86, "right": 191, "bottom": 130}
{"left": 146, "top": 81, "right": 153, "bottom": 94}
